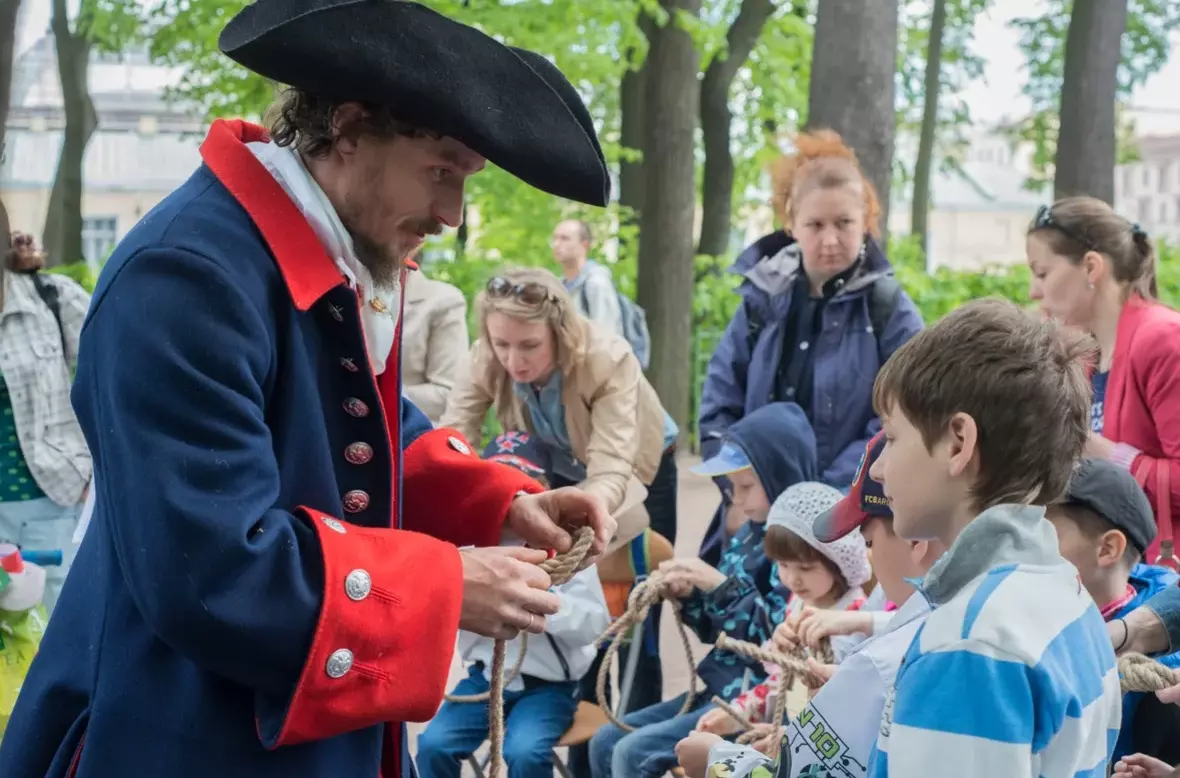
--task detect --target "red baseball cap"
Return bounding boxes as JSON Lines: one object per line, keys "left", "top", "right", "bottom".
{"left": 813, "top": 432, "right": 892, "bottom": 542}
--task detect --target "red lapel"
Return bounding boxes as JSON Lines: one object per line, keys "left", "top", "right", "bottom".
{"left": 1104, "top": 296, "right": 1149, "bottom": 442}
{"left": 199, "top": 119, "right": 345, "bottom": 311}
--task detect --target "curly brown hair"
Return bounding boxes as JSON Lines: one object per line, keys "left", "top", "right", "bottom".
{"left": 769, "top": 129, "right": 882, "bottom": 238}
{"left": 264, "top": 88, "right": 437, "bottom": 158}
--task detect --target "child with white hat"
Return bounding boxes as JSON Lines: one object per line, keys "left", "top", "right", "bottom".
{"left": 694, "top": 482, "right": 871, "bottom": 737}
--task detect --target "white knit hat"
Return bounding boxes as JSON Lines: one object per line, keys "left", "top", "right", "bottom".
{"left": 766, "top": 482, "right": 872, "bottom": 588}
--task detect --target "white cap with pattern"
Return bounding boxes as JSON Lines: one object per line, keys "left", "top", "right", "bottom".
{"left": 767, "top": 482, "right": 873, "bottom": 588}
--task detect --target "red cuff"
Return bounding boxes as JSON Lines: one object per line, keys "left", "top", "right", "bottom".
{"left": 264, "top": 508, "right": 463, "bottom": 747}
{"left": 401, "top": 427, "right": 544, "bottom": 547}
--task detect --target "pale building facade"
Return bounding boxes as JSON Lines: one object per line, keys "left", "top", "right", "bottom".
{"left": 1115, "top": 133, "right": 1180, "bottom": 245}
{"left": 1, "top": 37, "right": 204, "bottom": 270}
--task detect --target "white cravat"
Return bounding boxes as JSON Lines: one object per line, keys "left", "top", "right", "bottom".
{"left": 247, "top": 141, "right": 400, "bottom": 376}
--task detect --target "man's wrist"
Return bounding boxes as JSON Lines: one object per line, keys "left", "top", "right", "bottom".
{"left": 1126, "top": 606, "right": 1169, "bottom": 655}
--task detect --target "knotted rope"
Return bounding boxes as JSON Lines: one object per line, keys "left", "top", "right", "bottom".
{"left": 446, "top": 528, "right": 595, "bottom": 778}
{"left": 594, "top": 570, "right": 701, "bottom": 731}
{"left": 714, "top": 632, "right": 833, "bottom": 757}
{"left": 1119, "top": 652, "right": 1180, "bottom": 694}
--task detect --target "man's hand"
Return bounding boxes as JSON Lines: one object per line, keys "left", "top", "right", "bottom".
{"left": 459, "top": 547, "right": 560, "bottom": 640}
{"left": 1112, "top": 753, "right": 1179, "bottom": 778}
{"left": 675, "top": 731, "right": 723, "bottom": 778}
{"left": 506, "top": 488, "right": 615, "bottom": 568}
{"left": 797, "top": 608, "right": 872, "bottom": 649}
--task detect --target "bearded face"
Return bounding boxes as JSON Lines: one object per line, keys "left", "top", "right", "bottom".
{"left": 329, "top": 123, "right": 484, "bottom": 288}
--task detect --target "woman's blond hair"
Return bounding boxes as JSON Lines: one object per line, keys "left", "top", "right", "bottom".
{"left": 770, "top": 129, "right": 882, "bottom": 238}
{"left": 474, "top": 266, "right": 589, "bottom": 380}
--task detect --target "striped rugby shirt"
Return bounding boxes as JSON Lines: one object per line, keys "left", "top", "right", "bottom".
{"left": 868, "top": 504, "right": 1121, "bottom": 778}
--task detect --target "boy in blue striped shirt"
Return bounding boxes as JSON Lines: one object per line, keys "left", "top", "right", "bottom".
{"left": 867, "top": 299, "right": 1121, "bottom": 778}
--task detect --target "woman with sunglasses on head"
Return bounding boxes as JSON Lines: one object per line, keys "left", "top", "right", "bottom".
{"left": 441, "top": 266, "right": 678, "bottom": 712}
{"left": 1027, "top": 197, "right": 1180, "bottom": 568}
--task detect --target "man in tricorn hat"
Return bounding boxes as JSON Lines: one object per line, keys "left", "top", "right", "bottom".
{"left": 0, "top": 2, "right": 617, "bottom": 776}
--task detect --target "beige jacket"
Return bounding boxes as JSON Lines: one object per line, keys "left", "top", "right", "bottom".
{"left": 400, "top": 274, "right": 469, "bottom": 423}
{"left": 441, "top": 320, "right": 666, "bottom": 514}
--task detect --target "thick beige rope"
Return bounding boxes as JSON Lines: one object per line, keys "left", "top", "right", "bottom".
{"left": 714, "top": 632, "right": 833, "bottom": 758}
{"left": 448, "top": 528, "right": 595, "bottom": 778}
{"left": 594, "top": 570, "right": 701, "bottom": 732}
{"left": 1119, "top": 652, "right": 1180, "bottom": 693}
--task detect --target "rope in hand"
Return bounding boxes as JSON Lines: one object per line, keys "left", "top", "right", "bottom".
{"left": 594, "top": 569, "right": 701, "bottom": 732}
{"left": 445, "top": 527, "right": 596, "bottom": 778}
{"left": 714, "top": 632, "right": 833, "bottom": 757}
{"left": 1119, "top": 653, "right": 1180, "bottom": 694}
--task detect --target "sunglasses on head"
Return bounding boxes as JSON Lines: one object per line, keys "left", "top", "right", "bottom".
{"left": 1032, "top": 205, "right": 1093, "bottom": 249}
{"left": 486, "top": 276, "right": 552, "bottom": 306}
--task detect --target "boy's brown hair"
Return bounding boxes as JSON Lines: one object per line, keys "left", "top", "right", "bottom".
{"left": 873, "top": 298, "right": 1092, "bottom": 509}
{"left": 764, "top": 526, "right": 850, "bottom": 600}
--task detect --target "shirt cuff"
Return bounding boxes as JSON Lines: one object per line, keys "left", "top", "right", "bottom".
{"left": 1109, "top": 441, "right": 1142, "bottom": 470}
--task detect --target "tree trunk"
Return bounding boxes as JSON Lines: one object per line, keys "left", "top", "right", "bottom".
{"left": 1054, "top": 0, "right": 1128, "bottom": 203}
{"left": 43, "top": 0, "right": 97, "bottom": 267}
{"left": 911, "top": 0, "right": 947, "bottom": 255}
{"left": 807, "top": 0, "right": 900, "bottom": 235}
{"left": 697, "top": 0, "right": 775, "bottom": 257}
{"left": 0, "top": 0, "right": 22, "bottom": 157}
{"left": 619, "top": 13, "right": 656, "bottom": 225}
{"left": 637, "top": 0, "right": 701, "bottom": 439}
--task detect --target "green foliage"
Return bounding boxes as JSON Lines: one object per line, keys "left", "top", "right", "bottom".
{"left": 1009, "top": 0, "right": 1180, "bottom": 188}
{"left": 46, "top": 262, "right": 98, "bottom": 293}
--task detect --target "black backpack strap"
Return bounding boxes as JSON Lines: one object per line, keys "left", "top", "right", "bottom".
{"left": 867, "top": 275, "right": 902, "bottom": 364}
{"left": 744, "top": 299, "right": 766, "bottom": 357}
{"left": 30, "top": 273, "right": 69, "bottom": 360}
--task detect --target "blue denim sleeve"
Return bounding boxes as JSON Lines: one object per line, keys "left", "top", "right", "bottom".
{"left": 1145, "top": 586, "right": 1180, "bottom": 652}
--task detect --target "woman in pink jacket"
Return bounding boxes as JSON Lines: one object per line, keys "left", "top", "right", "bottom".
{"left": 1027, "top": 196, "right": 1180, "bottom": 566}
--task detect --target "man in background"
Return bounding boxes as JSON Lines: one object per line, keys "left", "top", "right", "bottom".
{"left": 0, "top": 222, "right": 92, "bottom": 613}
{"left": 552, "top": 219, "right": 622, "bottom": 335}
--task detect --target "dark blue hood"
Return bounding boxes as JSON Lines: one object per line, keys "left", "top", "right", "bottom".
{"left": 724, "top": 401, "right": 817, "bottom": 504}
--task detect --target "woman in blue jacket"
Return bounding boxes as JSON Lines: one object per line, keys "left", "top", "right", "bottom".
{"left": 697, "top": 131, "right": 924, "bottom": 563}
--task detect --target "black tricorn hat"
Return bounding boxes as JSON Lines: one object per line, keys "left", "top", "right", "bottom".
{"left": 219, "top": 0, "right": 610, "bottom": 207}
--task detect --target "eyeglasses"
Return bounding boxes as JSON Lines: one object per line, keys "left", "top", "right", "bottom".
{"left": 486, "top": 276, "right": 552, "bottom": 306}
{"left": 1031, "top": 205, "right": 1093, "bottom": 249}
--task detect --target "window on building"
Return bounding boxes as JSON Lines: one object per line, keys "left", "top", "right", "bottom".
{"left": 1140, "top": 198, "right": 1152, "bottom": 223}
{"left": 1124, "top": 167, "right": 1134, "bottom": 195}
{"left": 81, "top": 216, "right": 118, "bottom": 267}
{"left": 1161, "top": 163, "right": 1172, "bottom": 194}
{"left": 1161, "top": 200, "right": 1169, "bottom": 223}
{"left": 1143, "top": 167, "right": 1151, "bottom": 188}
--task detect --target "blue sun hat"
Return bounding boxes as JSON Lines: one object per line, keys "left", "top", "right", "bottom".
{"left": 691, "top": 441, "right": 753, "bottom": 477}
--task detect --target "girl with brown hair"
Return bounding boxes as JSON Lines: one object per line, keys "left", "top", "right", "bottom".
{"left": 1027, "top": 196, "right": 1180, "bottom": 566}
{"left": 697, "top": 130, "right": 924, "bottom": 564}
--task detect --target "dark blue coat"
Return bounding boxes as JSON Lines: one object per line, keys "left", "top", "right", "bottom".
{"left": 0, "top": 120, "right": 537, "bottom": 778}
{"left": 698, "top": 232, "right": 924, "bottom": 490}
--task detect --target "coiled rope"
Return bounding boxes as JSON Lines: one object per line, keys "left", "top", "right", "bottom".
{"left": 445, "top": 528, "right": 595, "bottom": 778}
